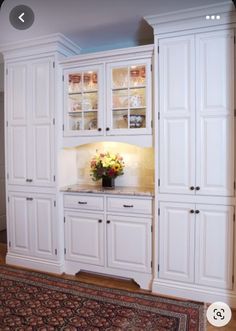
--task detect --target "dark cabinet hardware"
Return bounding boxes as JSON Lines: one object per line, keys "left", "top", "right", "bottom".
{"left": 190, "top": 210, "right": 194, "bottom": 213}
{"left": 195, "top": 210, "right": 200, "bottom": 214}
{"left": 195, "top": 186, "right": 200, "bottom": 190}
{"left": 98, "top": 128, "right": 102, "bottom": 131}
{"left": 123, "top": 204, "right": 134, "bottom": 208}
{"left": 26, "top": 197, "right": 33, "bottom": 201}
{"left": 190, "top": 186, "right": 194, "bottom": 190}
{"left": 107, "top": 220, "right": 111, "bottom": 224}
{"left": 78, "top": 201, "right": 87, "bottom": 205}
{"left": 98, "top": 219, "right": 102, "bottom": 223}
{"left": 106, "top": 127, "right": 110, "bottom": 131}
{"left": 26, "top": 179, "right": 33, "bottom": 182}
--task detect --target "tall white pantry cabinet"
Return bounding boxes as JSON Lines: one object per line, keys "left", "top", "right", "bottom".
{"left": 146, "top": 2, "right": 236, "bottom": 306}
{"left": 1, "top": 34, "right": 80, "bottom": 273}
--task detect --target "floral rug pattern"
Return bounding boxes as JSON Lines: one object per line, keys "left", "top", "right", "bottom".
{"left": 0, "top": 266, "right": 205, "bottom": 330}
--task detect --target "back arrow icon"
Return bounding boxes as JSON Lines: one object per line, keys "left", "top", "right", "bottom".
{"left": 18, "top": 12, "right": 25, "bottom": 22}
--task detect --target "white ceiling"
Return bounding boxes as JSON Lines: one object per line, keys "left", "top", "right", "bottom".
{"left": 0, "top": 0, "right": 232, "bottom": 52}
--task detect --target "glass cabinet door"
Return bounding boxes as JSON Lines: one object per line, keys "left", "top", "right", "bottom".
{"left": 107, "top": 60, "right": 151, "bottom": 134}
{"left": 64, "top": 66, "right": 103, "bottom": 135}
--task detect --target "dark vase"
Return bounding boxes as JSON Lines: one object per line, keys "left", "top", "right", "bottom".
{"left": 102, "top": 176, "right": 115, "bottom": 188}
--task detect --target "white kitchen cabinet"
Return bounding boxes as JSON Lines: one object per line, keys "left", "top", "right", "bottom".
{"left": 64, "top": 211, "right": 104, "bottom": 266}
{"left": 7, "top": 57, "right": 55, "bottom": 187}
{"left": 159, "top": 29, "right": 234, "bottom": 197}
{"left": 159, "top": 202, "right": 234, "bottom": 290}
{"left": 62, "top": 45, "right": 153, "bottom": 139}
{"left": 64, "top": 193, "right": 153, "bottom": 289}
{"left": 8, "top": 191, "right": 57, "bottom": 261}
{"left": 106, "top": 58, "right": 152, "bottom": 135}
{"left": 195, "top": 204, "right": 234, "bottom": 290}
{"left": 107, "top": 214, "right": 151, "bottom": 273}
{"left": 159, "top": 202, "right": 195, "bottom": 283}
{"left": 63, "top": 64, "right": 104, "bottom": 136}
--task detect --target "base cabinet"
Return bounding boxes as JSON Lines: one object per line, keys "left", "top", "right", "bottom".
{"left": 64, "top": 193, "right": 153, "bottom": 289}
{"left": 159, "top": 202, "right": 234, "bottom": 290}
{"left": 7, "top": 191, "right": 61, "bottom": 272}
{"left": 107, "top": 214, "right": 151, "bottom": 274}
{"left": 64, "top": 211, "right": 104, "bottom": 266}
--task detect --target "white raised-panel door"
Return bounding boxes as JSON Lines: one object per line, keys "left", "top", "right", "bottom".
{"left": 33, "top": 195, "right": 56, "bottom": 260}
{"left": 107, "top": 214, "right": 151, "bottom": 273}
{"left": 29, "top": 58, "right": 55, "bottom": 186}
{"left": 195, "top": 204, "right": 234, "bottom": 289}
{"left": 159, "top": 36, "right": 195, "bottom": 194}
{"left": 65, "top": 211, "right": 104, "bottom": 266}
{"left": 7, "top": 63, "right": 29, "bottom": 185}
{"left": 196, "top": 30, "right": 234, "bottom": 196}
{"left": 8, "top": 193, "right": 32, "bottom": 256}
{"left": 159, "top": 202, "right": 195, "bottom": 283}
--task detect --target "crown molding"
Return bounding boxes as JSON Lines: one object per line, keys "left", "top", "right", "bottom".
{"left": 0, "top": 33, "right": 81, "bottom": 60}
{"left": 145, "top": 1, "right": 236, "bottom": 35}
{"left": 60, "top": 44, "right": 154, "bottom": 67}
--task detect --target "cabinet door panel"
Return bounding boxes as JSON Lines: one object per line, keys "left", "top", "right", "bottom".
{"left": 9, "top": 194, "right": 32, "bottom": 255}
{"left": 195, "top": 204, "right": 234, "bottom": 289}
{"left": 196, "top": 30, "right": 234, "bottom": 196}
{"left": 159, "top": 36, "right": 195, "bottom": 194}
{"left": 7, "top": 63, "right": 28, "bottom": 125}
{"left": 33, "top": 196, "right": 55, "bottom": 260}
{"left": 31, "top": 59, "right": 53, "bottom": 122}
{"left": 65, "top": 211, "right": 104, "bottom": 266}
{"left": 159, "top": 202, "right": 195, "bottom": 283}
{"left": 197, "top": 116, "right": 234, "bottom": 196}
{"left": 29, "top": 58, "right": 55, "bottom": 186}
{"left": 107, "top": 215, "right": 151, "bottom": 273}
{"left": 30, "top": 125, "right": 54, "bottom": 186}
{"left": 8, "top": 126, "right": 28, "bottom": 184}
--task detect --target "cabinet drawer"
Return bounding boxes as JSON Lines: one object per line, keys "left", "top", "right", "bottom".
{"left": 107, "top": 197, "right": 152, "bottom": 215}
{"left": 64, "top": 194, "right": 104, "bottom": 211}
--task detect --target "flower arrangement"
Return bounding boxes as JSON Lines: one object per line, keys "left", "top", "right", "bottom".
{"left": 90, "top": 152, "right": 125, "bottom": 181}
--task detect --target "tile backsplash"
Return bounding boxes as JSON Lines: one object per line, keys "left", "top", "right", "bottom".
{"left": 59, "top": 142, "right": 154, "bottom": 188}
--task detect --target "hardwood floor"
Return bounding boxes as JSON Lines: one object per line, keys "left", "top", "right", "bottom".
{"left": 0, "top": 243, "right": 235, "bottom": 330}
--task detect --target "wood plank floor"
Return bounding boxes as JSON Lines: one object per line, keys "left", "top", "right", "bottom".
{"left": 0, "top": 243, "right": 235, "bottom": 330}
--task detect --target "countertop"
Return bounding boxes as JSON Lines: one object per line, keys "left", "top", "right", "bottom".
{"left": 61, "top": 184, "right": 154, "bottom": 197}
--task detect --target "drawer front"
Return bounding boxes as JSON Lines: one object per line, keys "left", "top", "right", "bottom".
{"left": 107, "top": 197, "right": 152, "bottom": 215}
{"left": 64, "top": 194, "right": 104, "bottom": 211}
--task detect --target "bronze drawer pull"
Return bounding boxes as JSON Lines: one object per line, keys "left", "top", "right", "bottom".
{"left": 123, "top": 204, "right": 134, "bottom": 208}
{"left": 78, "top": 201, "right": 87, "bottom": 205}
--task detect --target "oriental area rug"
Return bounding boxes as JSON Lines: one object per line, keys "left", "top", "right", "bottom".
{"left": 0, "top": 265, "right": 205, "bottom": 330}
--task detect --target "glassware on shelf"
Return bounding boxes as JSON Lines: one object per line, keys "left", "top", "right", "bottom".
{"left": 69, "top": 94, "right": 82, "bottom": 112}
{"left": 113, "top": 110, "right": 128, "bottom": 129}
{"left": 130, "top": 65, "right": 146, "bottom": 87}
{"left": 112, "top": 90, "right": 128, "bottom": 108}
{"left": 83, "top": 71, "right": 98, "bottom": 91}
{"left": 69, "top": 113, "right": 82, "bottom": 131}
{"left": 84, "top": 111, "right": 98, "bottom": 130}
{"left": 69, "top": 74, "right": 82, "bottom": 93}
{"left": 130, "top": 88, "right": 146, "bottom": 107}
{"left": 112, "top": 68, "right": 128, "bottom": 88}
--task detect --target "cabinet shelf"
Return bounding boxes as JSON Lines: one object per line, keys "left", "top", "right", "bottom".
{"left": 68, "top": 110, "right": 98, "bottom": 115}
{"left": 69, "top": 90, "right": 98, "bottom": 95}
{"left": 112, "top": 85, "right": 146, "bottom": 91}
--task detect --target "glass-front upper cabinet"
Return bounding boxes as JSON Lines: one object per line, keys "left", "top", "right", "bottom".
{"left": 64, "top": 65, "right": 104, "bottom": 136}
{"left": 106, "top": 59, "right": 152, "bottom": 135}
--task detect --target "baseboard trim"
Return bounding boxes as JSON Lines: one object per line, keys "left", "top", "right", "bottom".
{"left": 6, "top": 253, "right": 64, "bottom": 274}
{"left": 152, "top": 279, "right": 236, "bottom": 307}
